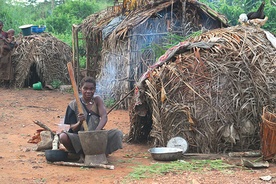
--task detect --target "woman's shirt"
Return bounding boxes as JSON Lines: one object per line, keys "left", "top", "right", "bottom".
{"left": 64, "top": 98, "right": 100, "bottom": 132}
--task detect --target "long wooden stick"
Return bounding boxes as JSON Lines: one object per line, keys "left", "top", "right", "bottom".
{"left": 33, "top": 120, "right": 55, "bottom": 135}
{"left": 67, "top": 62, "right": 88, "bottom": 131}
{"left": 107, "top": 88, "right": 135, "bottom": 115}
{"left": 228, "top": 151, "right": 262, "bottom": 157}
{"left": 51, "top": 161, "right": 115, "bottom": 170}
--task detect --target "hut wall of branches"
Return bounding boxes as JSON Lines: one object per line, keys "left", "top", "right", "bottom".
{"left": 128, "top": 26, "right": 276, "bottom": 153}
{"left": 9, "top": 33, "right": 72, "bottom": 88}
{"left": 80, "top": 0, "right": 228, "bottom": 108}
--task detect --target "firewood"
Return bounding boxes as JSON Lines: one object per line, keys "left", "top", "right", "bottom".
{"left": 50, "top": 161, "right": 115, "bottom": 170}
{"left": 228, "top": 151, "right": 262, "bottom": 157}
{"left": 33, "top": 120, "right": 55, "bottom": 135}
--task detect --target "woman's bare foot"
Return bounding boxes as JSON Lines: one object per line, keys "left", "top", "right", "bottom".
{"left": 77, "top": 154, "right": 85, "bottom": 163}
{"left": 59, "top": 143, "right": 68, "bottom": 152}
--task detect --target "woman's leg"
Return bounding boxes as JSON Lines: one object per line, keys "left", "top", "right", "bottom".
{"left": 59, "top": 133, "right": 84, "bottom": 162}
{"left": 106, "top": 129, "right": 123, "bottom": 155}
{"left": 59, "top": 132, "right": 74, "bottom": 152}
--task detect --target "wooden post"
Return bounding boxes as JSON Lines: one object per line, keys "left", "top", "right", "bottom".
{"left": 72, "top": 25, "right": 76, "bottom": 70}
{"left": 72, "top": 24, "right": 81, "bottom": 85}
{"left": 170, "top": 0, "right": 173, "bottom": 31}
{"left": 181, "top": 0, "right": 186, "bottom": 27}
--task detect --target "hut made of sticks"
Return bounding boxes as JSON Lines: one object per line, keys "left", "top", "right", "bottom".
{"left": 10, "top": 33, "right": 72, "bottom": 88}
{"left": 128, "top": 25, "right": 276, "bottom": 153}
{"left": 79, "top": 0, "right": 228, "bottom": 108}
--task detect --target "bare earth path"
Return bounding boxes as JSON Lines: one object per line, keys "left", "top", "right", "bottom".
{"left": 0, "top": 88, "right": 275, "bottom": 184}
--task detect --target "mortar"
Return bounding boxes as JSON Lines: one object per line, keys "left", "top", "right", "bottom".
{"left": 78, "top": 130, "right": 108, "bottom": 165}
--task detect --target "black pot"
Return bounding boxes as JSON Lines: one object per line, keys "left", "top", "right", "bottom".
{"left": 45, "top": 150, "right": 68, "bottom": 162}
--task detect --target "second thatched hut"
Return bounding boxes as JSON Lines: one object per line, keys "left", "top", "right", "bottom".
{"left": 80, "top": 0, "right": 228, "bottom": 108}
{"left": 128, "top": 25, "right": 276, "bottom": 154}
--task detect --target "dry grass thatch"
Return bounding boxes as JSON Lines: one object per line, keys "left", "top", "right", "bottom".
{"left": 128, "top": 25, "right": 276, "bottom": 153}
{"left": 80, "top": 8, "right": 121, "bottom": 79}
{"left": 79, "top": 0, "right": 229, "bottom": 108}
{"left": 81, "top": 0, "right": 229, "bottom": 50}
{"left": 108, "top": 0, "right": 228, "bottom": 42}
{"left": 11, "top": 33, "right": 72, "bottom": 88}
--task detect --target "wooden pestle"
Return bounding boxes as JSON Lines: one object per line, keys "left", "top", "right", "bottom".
{"left": 67, "top": 62, "right": 88, "bottom": 131}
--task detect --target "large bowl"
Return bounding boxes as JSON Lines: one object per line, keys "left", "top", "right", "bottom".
{"left": 148, "top": 147, "right": 183, "bottom": 161}
{"left": 45, "top": 150, "right": 68, "bottom": 162}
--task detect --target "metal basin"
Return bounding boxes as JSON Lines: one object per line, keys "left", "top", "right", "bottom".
{"left": 148, "top": 147, "right": 183, "bottom": 161}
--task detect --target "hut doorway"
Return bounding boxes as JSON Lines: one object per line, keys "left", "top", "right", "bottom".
{"left": 24, "top": 63, "right": 42, "bottom": 88}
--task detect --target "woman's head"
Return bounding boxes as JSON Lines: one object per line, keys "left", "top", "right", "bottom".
{"left": 80, "top": 77, "right": 96, "bottom": 100}
{"left": 80, "top": 77, "right": 96, "bottom": 88}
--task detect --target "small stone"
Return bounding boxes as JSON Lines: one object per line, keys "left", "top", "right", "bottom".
{"left": 260, "top": 175, "right": 272, "bottom": 181}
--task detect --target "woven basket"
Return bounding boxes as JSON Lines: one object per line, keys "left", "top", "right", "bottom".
{"left": 261, "top": 107, "right": 276, "bottom": 161}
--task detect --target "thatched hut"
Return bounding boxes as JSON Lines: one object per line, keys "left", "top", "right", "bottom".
{"left": 79, "top": 0, "right": 228, "bottom": 108}
{"left": 9, "top": 33, "right": 72, "bottom": 88}
{"left": 128, "top": 25, "right": 276, "bottom": 153}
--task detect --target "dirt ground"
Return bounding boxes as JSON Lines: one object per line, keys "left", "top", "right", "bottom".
{"left": 0, "top": 87, "right": 276, "bottom": 184}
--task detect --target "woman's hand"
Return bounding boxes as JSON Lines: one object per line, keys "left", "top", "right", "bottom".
{"left": 78, "top": 113, "right": 85, "bottom": 123}
{"left": 70, "top": 113, "right": 86, "bottom": 132}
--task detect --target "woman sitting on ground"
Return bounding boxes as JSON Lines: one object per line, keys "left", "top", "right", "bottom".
{"left": 59, "top": 76, "right": 123, "bottom": 162}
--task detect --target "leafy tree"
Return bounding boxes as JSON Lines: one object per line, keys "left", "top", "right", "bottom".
{"left": 1, "top": 0, "right": 275, "bottom": 46}
{"left": 201, "top": 0, "right": 276, "bottom": 34}
{"left": 54, "top": 0, "right": 100, "bottom": 20}
{"left": 262, "top": 5, "right": 276, "bottom": 32}
{"left": 44, "top": 0, "right": 100, "bottom": 34}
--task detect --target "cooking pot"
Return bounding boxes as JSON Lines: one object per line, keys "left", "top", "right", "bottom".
{"left": 148, "top": 147, "right": 183, "bottom": 161}
{"left": 45, "top": 150, "right": 68, "bottom": 162}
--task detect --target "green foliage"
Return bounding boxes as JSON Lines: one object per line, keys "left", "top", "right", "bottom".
{"left": 46, "top": 14, "right": 71, "bottom": 34}
{"left": 149, "top": 31, "right": 203, "bottom": 60}
{"left": 145, "top": 33, "right": 185, "bottom": 61}
{"left": 51, "top": 79, "right": 63, "bottom": 89}
{"left": 79, "top": 56, "right": 86, "bottom": 69}
{"left": 54, "top": 1, "right": 99, "bottom": 20}
{"left": 219, "top": 3, "right": 244, "bottom": 25}
{"left": 104, "top": 98, "right": 116, "bottom": 108}
{"left": 43, "top": 0, "right": 100, "bottom": 34}
{"left": 202, "top": 0, "right": 276, "bottom": 34}
{"left": 126, "top": 159, "right": 237, "bottom": 181}
{"left": 163, "top": 33, "right": 186, "bottom": 48}
{"left": 183, "top": 30, "right": 202, "bottom": 40}
{"left": 263, "top": 5, "right": 276, "bottom": 33}
{"left": 27, "top": 2, "right": 52, "bottom": 21}
{"left": 97, "top": 1, "right": 113, "bottom": 9}
{"left": 52, "top": 32, "right": 72, "bottom": 46}
{"left": 1, "top": 0, "right": 106, "bottom": 40}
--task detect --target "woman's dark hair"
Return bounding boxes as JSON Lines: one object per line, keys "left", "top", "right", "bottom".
{"left": 80, "top": 77, "right": 96, "bottom": 87}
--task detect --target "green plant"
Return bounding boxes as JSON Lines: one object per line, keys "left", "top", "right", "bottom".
{"left": 65, "top": 88, "right": 74, "bottom": 94}
{"left": 51, "top": 79, "right": 63, "bottom": 89}
{"left": 104, "top": 98, "right": 116, "bottom": 108}
{"left": 79, "top": 56, "right": 86, "bottom": 69}
{"left": 126, "top": 159, "right": 237, "bottom": 181}
{"left": 147, "top": 31, "right": 202, "bottom": 61}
